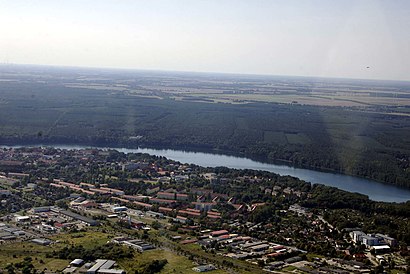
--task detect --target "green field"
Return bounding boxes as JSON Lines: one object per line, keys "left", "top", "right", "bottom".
{"left": 0, "top": 230, "right": 225, "bottom": 273}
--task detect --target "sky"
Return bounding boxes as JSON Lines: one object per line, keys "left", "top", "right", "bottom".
{"left": 0, "top": 0, "right": 409, "bottom": 81}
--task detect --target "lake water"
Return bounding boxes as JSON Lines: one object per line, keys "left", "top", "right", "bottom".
{"left": 3, "top": 145, "right": 410, "bottom": 203}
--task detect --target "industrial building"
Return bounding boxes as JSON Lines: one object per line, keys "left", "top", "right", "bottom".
{"left": 86, "top": 259, "right": 125, "bottom": 274}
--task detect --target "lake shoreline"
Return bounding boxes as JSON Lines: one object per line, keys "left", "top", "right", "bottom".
{"left": 2, "top": 143, "right": 410, "bottom": 203}
{"left": 0, "top": 138, "right": 387, "bottom": 187}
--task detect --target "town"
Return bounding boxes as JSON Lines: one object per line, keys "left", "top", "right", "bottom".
{"left": 0, "top": 147, "right": 408, "bottom": 273}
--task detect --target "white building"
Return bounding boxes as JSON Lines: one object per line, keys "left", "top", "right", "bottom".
{"left": 15, "top": 215, "right": 30, "bottom": 223}
{"left": 350, "top": 231, "right": 366, "bottom": 243}
{"left": 192, "top": 264, "right": 216, "bottom": 272}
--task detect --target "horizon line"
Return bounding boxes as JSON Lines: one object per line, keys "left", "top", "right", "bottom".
{"left": 1, "top": 62, "right": 409, "bottom": 84}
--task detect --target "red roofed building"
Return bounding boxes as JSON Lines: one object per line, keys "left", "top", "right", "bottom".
{"left": 157, "top": 192, "right": 176, "bottom": 200}
{"left": 210, "top": 230, "right": 229, "bottom": 237}
{"left": 133, "top": 201, "right": 153, "bottom": 209}
{"left": 175, "top": 216, "right": 187, "bottom": 223}
{"left": 122, "top": 195, "right": 148, "bottom": 201}
{"left": 58, "top": 181, "right": 77, "bottom": 188}
{"left": 207, "top": 214, "right": 221, "bottom": 219}
{"left": 89, "top": 188, "right": 111, "bottom": 195}
{"left": 81, "top": 189, "right": 95, "bottom": 195}
{"left": 178, "top": 210, "right": 201, "bottom": 218}
{"left": 112, "top": 197, "right": 130, "bottom": 203}
{"left": 50, "top": 183, "right": 65, "bottom": 188}
{"left": 80, "top": 182, "right": 94, "bottom": 188}
{"left": 186, "top": 208, "right": 201, "bottom": 213}
{"left": 217, "top": 234, "right": 231, "bottom": 240}
{"left": 176, "top": 193, "right": 189, "bottom": 201}
{"left": 180, "top": 239, "right": 197, "bottom": 244}
{"left": 159, "top": 207, "right": 174, "bottom": 214}
{"left": 150, "top": 198, "right": 176, "bottom": 205}
{"left": 100, "top": 187, "right": 125, "bottom": 196}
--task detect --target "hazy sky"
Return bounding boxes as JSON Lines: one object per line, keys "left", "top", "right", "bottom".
{"left": 1, "top": 0, "right": 409, "bottom": 80}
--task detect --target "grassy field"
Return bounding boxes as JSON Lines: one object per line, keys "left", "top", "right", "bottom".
{"left": 0, "top": 230, "right": 114, "bottom": 271}
{"left": 118, "top": 249, "right": 226, "bottom": 274}
{"left": 0, "top": 229, "right": 223, "bottom": 273}
{"left": 0, "top": 241, "right": 69, "bottom": 271}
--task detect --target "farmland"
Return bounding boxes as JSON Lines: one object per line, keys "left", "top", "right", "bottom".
{"left": 0, "top": 65, "right": 409, "bottom": 188}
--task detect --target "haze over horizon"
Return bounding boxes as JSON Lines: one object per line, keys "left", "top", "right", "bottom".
{"left": 1, "top": 0, "right": 410, "bottom": 81}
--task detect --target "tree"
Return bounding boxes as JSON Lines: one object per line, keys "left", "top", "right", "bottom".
{"left": 151, "top": 220, "right": 161, "bottom": 230}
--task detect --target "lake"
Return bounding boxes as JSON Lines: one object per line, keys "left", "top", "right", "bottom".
{"left": 3, "top": 145, "right": 410, "bottom": 203}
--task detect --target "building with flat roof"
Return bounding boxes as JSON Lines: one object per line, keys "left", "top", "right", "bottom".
{"left": 372, "top": 245, "right": 391, "bottom": 254}
{"left": 97, "top": 270, "right": 125, "bottom": 274}
{"left": 87, "top": 259, "right": 107, "bottom": 274}
{"left": 375, "top": 234, "right": 397, "bottom": 247}
{"left": 361, "top": 235, "right": 379, "bottom": 247}
{"left": 350, "top": 231, "right": 366, "bottom": 243}
{"left": 70, "top": 258, "right": 84, "bottom": 266}
{"left": 210, "top": 230, "right": 229, "bottom": 237}
{"left": 192, "top": 264, "right": 216, "bottom": 272}
{"left": 15, "top": 216, "right": 30, "bottom": 223}
{"left": 112, "top": 206, "right": 128, "bottom": 213}
{"left": 86, "top": 259, "right": 125, "bottom": 274}
{"left": 31, "top": 238, "right": 52, "bottom": 246}
{"left": 59, "top": 210, "right": 99, "bottom": 226}
{"left": 249, "top": 243, "right": 270, "bottom": 252}
{"left": 32, "top": 206, "right": 51, "bottom": 213}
